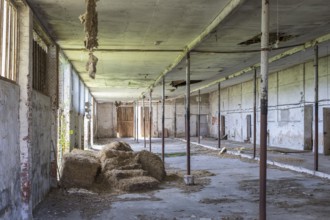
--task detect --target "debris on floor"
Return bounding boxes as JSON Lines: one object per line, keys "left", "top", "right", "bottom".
{"left": 60, "top": 141, "right": 166, "bottom": 192}
{"left": 219, "top": 147, "right": 227, "bottom": 155}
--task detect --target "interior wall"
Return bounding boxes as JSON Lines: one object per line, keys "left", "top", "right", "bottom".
{"left": 0, "top": 80, "right": 21, "bottom": 220}
{"left": 209, "top": 55, "right": 330, "bottom": 152}
{"left": 31, "top": 91, "right": 51, "bottom": 208}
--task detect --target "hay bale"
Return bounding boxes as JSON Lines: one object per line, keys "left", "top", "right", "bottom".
{"left": 116, "top": 176, "right": 160, "bottom": 192}
{"left": 136, "top": 150, "right": 166, "bottom": 181}
{"left": 71, "top": 149, "right": 99, "bottom": 159}
{"left": 100, "top": 151, "right": 139, "bottom": 172}
{"left": 60, "top": 151, "right": 100, "bottom": 189}
{"left": 104, "top": 169, "right": 147, "bottom": 183}
{"left": 102, "top": 141, "right": 132, "bottom": 153}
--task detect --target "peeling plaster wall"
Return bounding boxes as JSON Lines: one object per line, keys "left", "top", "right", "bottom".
{"left": 31, "top": 91, "right": 51, "bottom": 208}
{"left": 97, "top": 103, "right": 117, "bottom": 138}
{"left": 209, "top": 55, "right": 330, "bottom": 152}
{"left": 95, "top": 94, "right": 210, "bottom": 139}
{"left": 0, "top": 80, "right": 20, "bottom": 220}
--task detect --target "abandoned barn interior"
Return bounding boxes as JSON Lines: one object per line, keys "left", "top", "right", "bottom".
{"left": 1, "top": 0, "right": 330, "bottom": 219}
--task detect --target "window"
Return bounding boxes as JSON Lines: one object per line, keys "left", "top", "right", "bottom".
{"left": 32, "top": 31, "right": 48, "bottom": 93}
{"left": 0, "top": 0, "right": 18, "bottom": 81}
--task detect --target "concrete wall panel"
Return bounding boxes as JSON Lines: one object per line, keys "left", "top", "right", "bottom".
{"left": 0, "top": 80, "right": 20, "bottom": 220}
{"left": 31, "top": 91, "right": 51, "bottom": 208}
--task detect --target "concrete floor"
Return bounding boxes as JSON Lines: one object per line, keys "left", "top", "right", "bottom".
{"left": 34, "top": 138, "right": 330, "bottom": 220}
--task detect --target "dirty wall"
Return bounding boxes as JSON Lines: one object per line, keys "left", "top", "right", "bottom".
{"left": 95, "top": 94, "right": 209, "bottom": 139}
{"left": 31, "top": 91, "right": 51, "bottom": 208}
{"left": 209, "top": 55, "right": 330, "bottom": 153}
{"left": 0, "top": 80, "right": 21, "bottom": 220}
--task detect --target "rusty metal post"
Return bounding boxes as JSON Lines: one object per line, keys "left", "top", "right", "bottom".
{"left": 259, "top": 0, "right": 269, "bottom": 219}
{"left": 198, "top": 90, "right": 201, "bottom": 144}
{"left": 174, "top": 99, "right": 177, "bottom": 138}
{"left": 253, "top": 68, "right": 257, "bottom": 158}
{"left": 186, "top": 53, "right": 191, "bottom": 175}
{"left": 149, "top": 90, "right": 152, "bottom": 152}
{"left": 143, "top": 96, "right": 146, "bottom": 148}
{"left": 314, "top": 44, "right": 319, "bottom": 171}
{"left": 218, "top": 83, "right": 221, "bottom": 148}
{"left": 136, "top": 100, "right": 139, "bottom": 143}
{"left": 162, "top": 76, "right": 165, "bottom": 163}
{"left": 133, "top": 101, "right": 136, "bottom": 141}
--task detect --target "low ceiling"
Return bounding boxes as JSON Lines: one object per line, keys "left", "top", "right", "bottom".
{"left": 27, "top": 0, "right": 330, "bottom": 102}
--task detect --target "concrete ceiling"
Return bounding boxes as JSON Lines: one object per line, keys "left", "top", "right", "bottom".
{"left": 27, "top": 0, "right": 330, "bottom": 102}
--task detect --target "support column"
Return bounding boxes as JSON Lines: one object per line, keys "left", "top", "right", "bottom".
{"left": 259, "top": 0, "right": 269, "bottom": 219}
{"left": 174, "top": 99, "right": 177, "bottom": 138}
{"left": 184, "top": 53, "right": 194, "bottom": 185}
{"left": 198, "top": 90, "right": 201, "bottom": 144}
{"left": 18, "top": 5, "right": 33, "bottom": 219}
{"left": 143, "top": 96, "right": 146, "bottom": 148}
{"left": 134, "top": 101, "right": 136, "bottom": 141}
{"left": 218, "top": 83, "right": 221, "bottom": 148}
{"left": 162, "top": 76, "right": 165, "bottom": 163}
{"left": 136, "top": 100, "right": 139, "bottom": 143}
{"left": 149, "top": 90, "right": 152, "bottom": 152}
{"left": 253, "top": 68, "right": 257, "bottom": 158}
{"left": 314, "top": 44, "right": 319, "bottom": 171}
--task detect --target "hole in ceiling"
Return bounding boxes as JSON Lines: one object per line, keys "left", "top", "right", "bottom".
{"left": 238, "top": 32, "right": 298, "bottom": 46}
{"left": 170, "top": 80, "right": 202, "bottom": 88}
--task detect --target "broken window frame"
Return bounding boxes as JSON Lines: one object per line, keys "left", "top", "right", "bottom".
{"left": 0, "top": 0, "right": 18, "bottom": 82}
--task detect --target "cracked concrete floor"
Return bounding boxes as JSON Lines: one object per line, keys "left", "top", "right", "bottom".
{"left": 33, "top": 138, "right": 330, "bottom": 220}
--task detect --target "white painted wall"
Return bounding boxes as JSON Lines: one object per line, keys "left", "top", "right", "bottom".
{"left": 209, "top": 55, "right": 330, "bottom": 153}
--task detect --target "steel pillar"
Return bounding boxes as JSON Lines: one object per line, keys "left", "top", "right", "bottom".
{"left": 174, "top": 99, "right": 177, "bottom": 138}
{"left": 143, "top": 96, "right": 146, "bottom": 148}
{"left": 136, "top": 100, "right": 139, "bottom": 143}
{"left": 162, "top": 76, "right": 165, "bottom": 163}
{"left": 149, "top": 90, "right": 152, "bottom": 152}
{"left": 253, "top": 68, "right": 257, "bottom": 158}
{"left": 197, "top": 90, "right": 201, "bottom": 144}
{"left": 259, "top": 0, "right": 269, "bottom": 219}
{"left": 186, "top": 53, "right": 191, "bottom": 175}
{"left": 314, "top": 44, "right": 319, "bottom": 171}
{"left": 218, "top": 83, "right": 221, "bottom": 148}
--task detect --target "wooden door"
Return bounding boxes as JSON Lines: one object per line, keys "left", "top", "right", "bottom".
{"left": 323, "top": 108, "right": 330, "bottom": 155}
{"left": 304, "top": 105, "right": 313, "bottom": 150}
{"left": 140, "top": 107, "right": 152, "bottom": 137}
{"left": 117, "top": 107, "right": 134, "bottom": 137}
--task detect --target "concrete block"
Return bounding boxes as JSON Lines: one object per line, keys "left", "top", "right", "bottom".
{"left": 184, "top": 175, "right": 195, "bottom": 185}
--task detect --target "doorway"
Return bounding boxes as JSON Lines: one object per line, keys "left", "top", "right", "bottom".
{"left": 140, "top": 107, "right": 152, "bottom": 138}
{"left": 304, "top": 105, "right": 313, "bottom": 150}
{"left": 117, "top": 106, "right": 134, "bottom": 137}
{"left": 323, "top": 108, "right": 330, "bottom": 155}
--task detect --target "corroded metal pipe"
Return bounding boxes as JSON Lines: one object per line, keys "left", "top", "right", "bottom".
{"left": 218, "top": 83, "right": 221, "bottom": 148}
{"left": 198, "top": 90, "right": 201, "bottom": 144}
{"left": 259, "top": 0, "right": 269, "bottom": 219}
{"left": 186, "top": 53, "right": 191, "bottom": 175}
{"left": 162, "top": 76, "right": 165, "bottom": 163}
{"left": 149, "top": 90, "right": 152, "bottom": 152}
{"left": 143, "top": 96, "right": 146, "bottom": 148}
{"left": 253, "top": 68, "right": 257, "bottom": 158}
{"left": 314, "top": 44, "right": 319, "bottom": 171}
